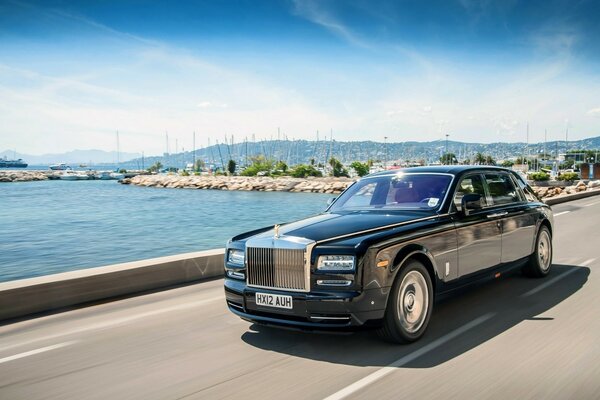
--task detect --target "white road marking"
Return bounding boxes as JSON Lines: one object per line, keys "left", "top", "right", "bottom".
{"left": 322, "top": 313, "right": 495, "bottom": 400}
{"left": 0, "top": 296, "right": 222, "bottom": 352}
{"left": 522, "top": 258, "right": 595, "bottom": 298}
{"left": 0, "top": 341, "right": 76, "bottom": 364}
{"left": 553, "top": 211, "right": 570, "bottom": 217}
{"left": 584, "top": 201, "right": 600, "bottom": 207}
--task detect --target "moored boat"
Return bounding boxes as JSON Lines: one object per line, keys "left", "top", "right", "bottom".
{"left": 0, "top": 157, "right": 28, "bottom": 168}
{"left": 59, "top": 171, "right": 89, "bottom": 180}
{"left": 49, "top": 163, "right": 71, "bottom": 171}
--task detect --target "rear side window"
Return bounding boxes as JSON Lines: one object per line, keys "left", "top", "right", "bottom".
{"left": 513, "top": 174, "right": 539, "bottom": 202}
{"left": 485, "top": 174, "right": 522, "bottom": 205}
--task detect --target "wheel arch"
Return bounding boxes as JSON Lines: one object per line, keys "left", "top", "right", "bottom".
{"left": 390, "top": 244, "right": 440, "bottom": 293}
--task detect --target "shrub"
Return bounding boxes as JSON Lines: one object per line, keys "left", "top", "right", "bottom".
{"left": 290, "top": 164, "right": 323, "bottom": 178}
{"left": 350, "top": 161, "right": 369, "bottom": 177}
{"left": 529, "top": 172, "right": 550, "bottom": 181}
{"left": 557, "top": 172, "right": 579, "bottom": 181}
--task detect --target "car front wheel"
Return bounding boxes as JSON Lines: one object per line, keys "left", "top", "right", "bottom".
{"left": 377, "top": 259, "right": 433, "bottom": 344}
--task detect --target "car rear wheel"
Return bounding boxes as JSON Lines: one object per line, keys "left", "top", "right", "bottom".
{"left": 523, "top": 225, "right": 552, "bottom": 278}
{"left": 377, "top": 259, "right": 433, "bottom": 344}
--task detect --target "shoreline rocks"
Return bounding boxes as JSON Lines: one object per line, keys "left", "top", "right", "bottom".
{"left": 120, "top": 175, "right": 356, "bottom": 194}
{"left": 0, "top": 170, "right": 58, "bottom": 182}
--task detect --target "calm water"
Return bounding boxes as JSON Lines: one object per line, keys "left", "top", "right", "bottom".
{"left": 0, "top": 180, "right": 330, "bottom": 282}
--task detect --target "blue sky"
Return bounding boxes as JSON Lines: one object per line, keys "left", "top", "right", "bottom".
{"left": 1, "top": 0, "right": 599, "bottom": 155}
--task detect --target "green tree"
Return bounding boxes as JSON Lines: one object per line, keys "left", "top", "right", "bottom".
{"left": 501, "top": 160, "right": 514, "bottom": 167}
{"left": 275, "top": 160, "right": 288, "bottom": 173}
{"left": 290, "top": 164, "right": 323, "bottom": 178}
{"left": 440, "top": 153, "right": 457, "bottom": 165}
{"left": 474, "top": 152, "right": 486, "bottom": 165}
{"left": 240, "top": 155, "right": 274, "bottom": 176}
{"left": 147, "top": 161, "right": 163, "bottom": 173}
{"left": 485, "top": 155, "right": 496, "bottom": 165}
{"left": 194, "top": 159, "right": 205, "bottom": 172}
{"left": 329, "top": 157, "right": 349, "bottom": 177}
{"left": 350, "top": 161, "right": 369, "bottom": 177}
{"left": 227, "top": 159, "right": 236, "bottom": 175}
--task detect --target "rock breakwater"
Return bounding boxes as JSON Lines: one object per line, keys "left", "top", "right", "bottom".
{"left": 0, "top": 170, "right": 59, "bottom": 182}
{"left": 121, "top": 175, "right": 355, "bottom": 194}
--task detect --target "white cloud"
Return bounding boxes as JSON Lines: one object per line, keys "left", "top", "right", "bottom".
{"left": 587, "top": 107, "right": 600, "bottom": 117}
{"left": 290, "top": 0, "right": 370, "bottom": 48}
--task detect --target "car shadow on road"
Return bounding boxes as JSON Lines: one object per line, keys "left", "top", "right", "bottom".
{"left": 241, "top": 264, "right": 589, "bottom": 368}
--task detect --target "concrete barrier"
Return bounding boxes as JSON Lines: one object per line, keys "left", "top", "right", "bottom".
{"left": 0, "top": 248, "right": 225, "bottom": 321}
{"left": 544, "top": 188, "right": 600, "bottom": 205}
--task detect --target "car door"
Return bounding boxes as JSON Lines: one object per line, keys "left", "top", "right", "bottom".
{"left": 452, "top": 173, "right": 502, "bottom": 277}
{"left": 483, "top": 172, "right": 537, "bottom": 263}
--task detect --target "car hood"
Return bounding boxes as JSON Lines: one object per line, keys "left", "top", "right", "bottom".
{"left": 250, "top": 210, "right": 436, "bottom": 243}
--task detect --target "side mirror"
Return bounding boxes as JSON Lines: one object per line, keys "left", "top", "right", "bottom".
{"left": 461, "top": 193, "right": 482, "bottom": 216}
{"left": 326, "top": 197, "right": 337, "bottom": 207}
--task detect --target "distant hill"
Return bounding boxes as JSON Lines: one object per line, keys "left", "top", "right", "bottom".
{"left": 134, "top": 135, "right": 600, "bottom": 169}
{"left": 0, "top": 149, "right": 141, "bottom": 165}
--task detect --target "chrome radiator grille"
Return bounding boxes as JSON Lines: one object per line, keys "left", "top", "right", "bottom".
{"left": 246, "top": 247, "right": 308, "bottom": 292}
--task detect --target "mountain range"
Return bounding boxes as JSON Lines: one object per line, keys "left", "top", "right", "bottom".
{"left": 134, "top": 135, "right": 600, "bottom": 169}
{"left": 0, "top": 149, "right": 141, "bottom": 165}
{"left": 5, "top": 135, "right": 599, "bottom": 168}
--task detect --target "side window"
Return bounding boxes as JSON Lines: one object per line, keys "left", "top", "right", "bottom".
{"left": 513, "top": 175, "right": 539, "bottom": 202}
{"left": 454, "top": 175, "right": 487, "bottom": 211}
{"left": 484, "top": 173, "right": 522, "bottom": 205}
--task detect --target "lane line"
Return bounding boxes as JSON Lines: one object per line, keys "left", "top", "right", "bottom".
{"left": 553, "top": 211, "right": 570, "bottom": 217}
{"left": 322, "top": 313, "right": 495, "bottom": 400}
{"left": 0, "top": 296, "right": 222, "bottom": 352}
{"left": 522, "top": 258, "right": 596, "bottom": 298}
{"left": 0, "top": 341, "right": 76, "bottom": 364}
{"left": 584, "top": 201, "right": 600, "bottom": 207}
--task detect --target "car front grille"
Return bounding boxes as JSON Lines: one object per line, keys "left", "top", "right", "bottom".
{"left": 246, "top": 247, "right": 308, "bottom": 292}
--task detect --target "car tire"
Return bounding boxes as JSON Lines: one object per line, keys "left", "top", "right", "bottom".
{"left": 377, "top": 259, "right": 433, "bottom": 344}
{"left": 523, "top": 225, "right": 552, "bottom": 278}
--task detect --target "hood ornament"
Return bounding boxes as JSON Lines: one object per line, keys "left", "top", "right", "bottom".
{"left": 274, "top": 224, "right": 281, "bottom": 239}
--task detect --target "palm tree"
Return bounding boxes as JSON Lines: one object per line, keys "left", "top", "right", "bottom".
{"left": 474, "top": 152, "right": 486, "bottom": 165}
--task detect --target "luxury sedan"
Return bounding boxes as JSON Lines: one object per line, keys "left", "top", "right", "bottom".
{"left": 224, "top": 166, "right": 554, "bottom": 343}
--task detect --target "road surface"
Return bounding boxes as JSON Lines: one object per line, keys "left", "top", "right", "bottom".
{"left": 1, "top": 196, "right": 599, "bottom": 399}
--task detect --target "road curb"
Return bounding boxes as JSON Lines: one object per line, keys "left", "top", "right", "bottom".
{"left": 0, "top": 249, "right": 225, "bottom": 322}
{"left": 544, "top": 189, "right": 600, "bottom": 205}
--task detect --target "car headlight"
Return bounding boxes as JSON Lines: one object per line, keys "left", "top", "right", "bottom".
{"left": 227, "top": 249, "right": 245, "bottom": 266}
{"left": 317, "top": 255, "right": 355, "bottom": 271}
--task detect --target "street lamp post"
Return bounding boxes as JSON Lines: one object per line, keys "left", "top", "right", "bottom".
{"left": 445, "top": 134, "right": 449, "bottom": 165}
{"left": 384, "top": 136, "right": 388, "bottom": 169}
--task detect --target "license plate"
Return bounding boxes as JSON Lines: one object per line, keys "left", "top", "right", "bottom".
{"left": 255, "top": 292, "right": 293, "bottom": 309}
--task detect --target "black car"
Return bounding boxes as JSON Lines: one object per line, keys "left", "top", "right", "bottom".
{"left": 224, "top": 166, "right": 553, "bottom": 343}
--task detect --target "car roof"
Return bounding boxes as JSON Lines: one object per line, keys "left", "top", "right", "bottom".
{"left": 366, "top": 165, "right": 512, "bottom": 178}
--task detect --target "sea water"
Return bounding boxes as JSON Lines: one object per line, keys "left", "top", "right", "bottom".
{"left": 0, "top": 180, "right": 330, "bottom": 282}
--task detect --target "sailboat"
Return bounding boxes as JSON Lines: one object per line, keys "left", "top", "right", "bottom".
{"left": 109, "top": 130, "right": 125, "bottom": 180}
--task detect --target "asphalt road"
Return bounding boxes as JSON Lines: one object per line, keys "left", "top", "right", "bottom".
{"left": 1, "top": 197, "right": 599, "bottom": 400}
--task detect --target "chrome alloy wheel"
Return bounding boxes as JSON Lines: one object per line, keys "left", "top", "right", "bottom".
{"left": 397, "top": 270, "right": 429, "bottom": 333}
{"left": 538, "top": 230, "right": 552, "bottom": 271}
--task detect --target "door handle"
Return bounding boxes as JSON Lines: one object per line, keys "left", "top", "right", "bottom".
{"left": 487, "top": 211, "right": 508, "bottom": 218}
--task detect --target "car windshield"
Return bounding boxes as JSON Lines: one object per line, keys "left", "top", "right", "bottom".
{"left": 329, "top": 173, "right": 452, "bottom": 211}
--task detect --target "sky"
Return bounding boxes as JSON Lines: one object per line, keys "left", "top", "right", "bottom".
{"left": 1, "top": 0, "right": 599, "bottom": 156}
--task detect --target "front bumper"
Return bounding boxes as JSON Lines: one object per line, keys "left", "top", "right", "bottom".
{"left": 224, "top": 278, "right": 387, "bottom": 331}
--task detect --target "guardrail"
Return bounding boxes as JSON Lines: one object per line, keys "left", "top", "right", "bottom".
{"left": 0, "top": 249, "right": 225, "bottom": 322}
